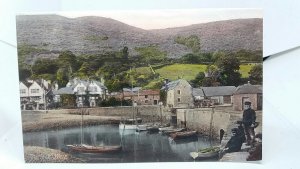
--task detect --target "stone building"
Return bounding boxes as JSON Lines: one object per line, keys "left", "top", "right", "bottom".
{"left": 232, "top": 82, "right": 262, "bottom": 111}
{"left": 122, "top": 88, "right": 160, "bottom": 105}
{"left": 162, "top": 79, "right": 194, "bottom": 108}
{"left": 193, "top": 86, "right": 236, "bottom": 107}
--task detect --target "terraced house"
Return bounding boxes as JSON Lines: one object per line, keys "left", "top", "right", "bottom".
{"left": 19, "top": 79, "right": 51, "bottom": 110}
{"left": 53, "top": 78, "right": 107, "bottom": 107}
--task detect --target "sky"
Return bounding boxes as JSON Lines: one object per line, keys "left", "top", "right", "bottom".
{"left": 53, "top": 9, "right": 263, "bottom": 30}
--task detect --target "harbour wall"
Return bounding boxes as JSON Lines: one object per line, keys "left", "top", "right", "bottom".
{"left": 176, "top": 107, "right": 262, "bottom": 139}
{"left": 22, "top": 105, "right": 262, "bottom": 139}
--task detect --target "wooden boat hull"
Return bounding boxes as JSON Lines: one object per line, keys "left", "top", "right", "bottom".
{"left": 136, "top": 125, "right": 147, "bottom": 132}
{"left": 119, "top": 123, "right": 147, "bottom": 131}
{"left": 146, "top": 126, "right": 159, "bottom": 133}
{"left": 170, "top": 131, "right": 197, "bottom": 140}
{"left": 161, "top": 128, "right": 186, "bottom": 135}
{"left": 67, "top": 144, "right": 122, "bottom": 153}
{"left": 123, "top": 118, "right": 142, "bottom": 124}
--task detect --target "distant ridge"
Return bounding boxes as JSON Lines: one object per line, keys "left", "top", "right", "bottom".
{"left": 16, "top": 15, "right": 262, "bottom": 63}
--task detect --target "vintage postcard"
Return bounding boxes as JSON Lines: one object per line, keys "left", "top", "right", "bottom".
{"left": 16, "top": 9, "right": 262, "bottom": 163}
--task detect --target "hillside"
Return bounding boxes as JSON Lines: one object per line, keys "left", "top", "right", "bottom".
{"left": 135, "top": 63, "right": 255, "bottom": 88}
{"left": 16, "top": 15, "right": 262, "bottom": 64}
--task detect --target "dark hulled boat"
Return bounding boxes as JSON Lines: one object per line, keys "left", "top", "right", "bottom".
{"left": 169, "top": 131, "right": 197, "bottom": 140}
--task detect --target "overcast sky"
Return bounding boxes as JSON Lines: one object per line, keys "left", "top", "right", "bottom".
{"left": 56, "top": 9, "right": 262, "bottom": 30}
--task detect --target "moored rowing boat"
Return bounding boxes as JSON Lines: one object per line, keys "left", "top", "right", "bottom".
{"left": 66, "top": 144, "right": 122, "bottom": 153}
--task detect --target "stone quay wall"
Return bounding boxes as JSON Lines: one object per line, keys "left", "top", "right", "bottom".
{"left": 176, "top": 106, "right": 262, "bottom": 139}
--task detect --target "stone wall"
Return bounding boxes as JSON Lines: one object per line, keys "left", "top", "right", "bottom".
{"left": 232, "top": 94, "right": 261, "bottom": 111}
{"left": 176, "top": 106, "right": 262, "bottom": 139}
{"left": 74, "top": 105, "right": 170, "bottom": 123}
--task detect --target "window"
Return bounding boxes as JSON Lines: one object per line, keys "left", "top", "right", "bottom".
{"left": 145, "top": 100, "right": 149, "bottom": 103}
{"left": 31, "top": 89, "right": 39, "bottom": 93}
{"left": 178, "top": 98, "right": 181, "bottom": 102}
{"left": 145, "top": 95, "right": 148, "bottom": 98}
{"left": 20, "top": 89, "right": 26, "bottom": 94}
{"left": 78, "top": 87, "right": 85, "bottom": 92}
{"left": 89, "top": 86, "right": 97, "bottom": 92}
{"left": 177, "top": 90, "right": 181, "bottom": 94}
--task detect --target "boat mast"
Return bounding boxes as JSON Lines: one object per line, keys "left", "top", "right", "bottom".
{"left": 81, "top": 108, "right": 83, "bottom": 145}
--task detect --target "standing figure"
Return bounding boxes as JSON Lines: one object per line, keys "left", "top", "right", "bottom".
{"left": 243, "top": 101, "right": 256, "bottom": 145}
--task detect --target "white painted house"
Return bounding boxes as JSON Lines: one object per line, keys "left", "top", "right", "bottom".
{"left": 19, "top": 79, "right": 51, "bottom": 110}
{"left": 54, "top": 78, "right": 107, "bottom": 107}
{"left": 19, "top": 82, "right": 29, "bottom": 110}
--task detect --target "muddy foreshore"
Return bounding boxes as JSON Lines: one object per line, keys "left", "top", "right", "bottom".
{"left": 22, "top": 111, "right": 121, "bottom": 132}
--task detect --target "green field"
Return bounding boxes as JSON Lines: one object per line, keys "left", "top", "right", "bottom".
{"left": 240, "top": 64, "right": 256, "bottom": 78}
{"left": 134, "top": 63, "right": 255, "bottom": 88}
{"left": 155, "top": 64, "right": 207, "bottom": 81}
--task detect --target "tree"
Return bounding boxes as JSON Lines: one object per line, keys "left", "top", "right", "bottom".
{"left": 135, "top": 46, "right": 167, "bottom": 65}
{"left": 175, "top": 35, "right": 201, "bottom": 53}
{"left": 190, "top": 72, "right": 205, "bottom": 87}
{"left": 32, "top": 58, "right": 59, "bottom": 75}
{"left": 60, "top": 94, "right": 76, "bottom": 108}
{"left": 215, "top": 53, "right": 241, "bottom": 86}
{"left": 57, "top": 51, "right": 78, "bottom": 72}
{"left": 56, "top": 68, "right": 69, "bottom": 87}
{"left": 212, "top": 51, "right": 226, "bottom": 62}
{"left": 203, "top": 65, "right": 220, "bottom": 86}
{"left": 19, "top": 67, "right": 31, "bottom": 81}
{"left": 249, "top": 64, "right": 262, "bottom": 84}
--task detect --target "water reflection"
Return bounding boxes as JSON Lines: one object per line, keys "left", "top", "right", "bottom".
{"left": 23, "top": 125, "right": 218, "bottom": 162}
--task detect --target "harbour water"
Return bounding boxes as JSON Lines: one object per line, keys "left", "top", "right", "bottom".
{"left": 23, "top": 125, "right": 219, "bottom": 162}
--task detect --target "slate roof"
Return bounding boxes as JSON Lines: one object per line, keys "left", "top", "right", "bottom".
{"left": 123, "top": 87, "right": 142, "bottom": 92}
{"left": 67, "top": 78, "right": 107, "bottom": 90}
{"left": 53, "top": 87, "right": 74, "bottom": 95}
{"left": 193, "top": 86, "right": 237, "bottom": 97}
{"left": 94, "top": 81, "right": 108, "bottom": 90}
{"left": 234, "top": 84, "right": 262, "bottom": 94}
{"left": 123, "top": 89, "right": 160, "bottom": 97}
{"left": 161, "top": 79, "right": 186, "bottom": 91}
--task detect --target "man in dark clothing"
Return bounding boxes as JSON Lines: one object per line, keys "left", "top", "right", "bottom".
{"left": 243, "top": 101, "right": 256, "bottom": 145}
{"left": 224, "top": 128, "right": 245, "bottom": 153}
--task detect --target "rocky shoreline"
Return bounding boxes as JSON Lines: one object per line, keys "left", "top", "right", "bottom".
{"left": 24, "top": 146, "right": 81, "bottom": 163}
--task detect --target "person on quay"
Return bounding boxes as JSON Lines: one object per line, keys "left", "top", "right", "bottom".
{"left": 243, "top": 101, "right": 256, "bottom": 145}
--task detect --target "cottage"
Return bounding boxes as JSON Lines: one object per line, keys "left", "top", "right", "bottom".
{"left": 232, "top": 82, "right": 262, "bottom": 111}
{"left": 162, "top": 79, "right": 193, "bottom": 108}
{"left": 122, "top": 88, "right": 160, "bottom": 105}
{"left": 193, "top": 86, "right": 236, "bottom": 107}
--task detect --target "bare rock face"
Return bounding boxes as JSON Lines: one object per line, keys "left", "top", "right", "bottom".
{"left": 16, "top": 15, "right": 262, "bottom": 62}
